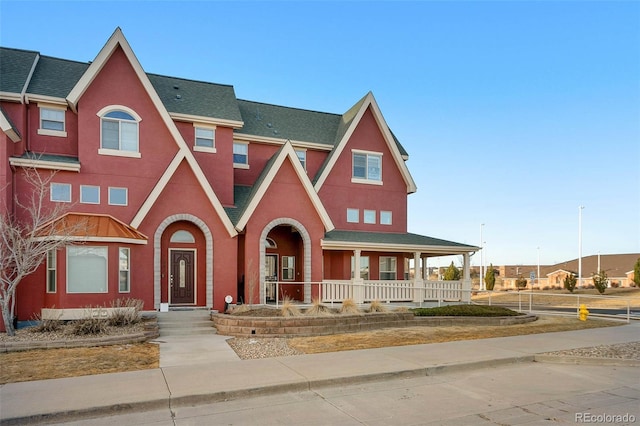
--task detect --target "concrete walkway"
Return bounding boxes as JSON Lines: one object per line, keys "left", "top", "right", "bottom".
{"left": 1, "top": 321, "right": 638, "bottom": 424}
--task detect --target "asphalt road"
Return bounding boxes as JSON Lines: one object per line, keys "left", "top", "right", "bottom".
{"left": 54, "top": 362, "right": 639, "bottom": 425}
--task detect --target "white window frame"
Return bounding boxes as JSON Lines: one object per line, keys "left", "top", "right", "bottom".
{"left": 380, "top": 211, "right": 393, "bottom": 225}
{"left": 295, "top": 149, "right": 307, "bottom": 170}
{"left": 194, "top": 124, "right": 216, "bottom": 153}
{"left": 352, "top": 149, "right": 383, "bottom": 185}
{"left": 80, "top": 185, "right": 100, "bottom": 204}
{"left": 108, "top": 187, "right": 128, "bottom": 206}
{"left": 46, "top": 249, "right": 57, "bottom": 293}
{"left": 97, "top": 105, "right": 141, "bottom": 158}
{"left": 379, "top": 256, "right": 397, "bottom": 280}
{"left": 38, "top": 104, "right": 67, "bottom": 137}
{"left": 363, "top": 209, "right": 376, "bottom": 224}
{"left": 233, "top": 142, "right": 249, "bottom": 168}
{"left": 50, "top": 183, "right": 71, "bottom": 203}
{"left": 67, "top": 246, "right": 108, "bottom": 293}
{"left": 351, "top": 255, "right": 370, "bottom": 280}
{"left": 281, "top": 256, "right": 295, "bottom": 281}
{"left": 347, "top": 208, "right": 359, "bottom": 223}
{"left": 119, "top": 247, "right": 130, "bottom": 293}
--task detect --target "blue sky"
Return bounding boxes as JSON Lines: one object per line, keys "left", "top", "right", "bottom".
{"left": 1, "top": 1, "right": 639, "bottom": 267}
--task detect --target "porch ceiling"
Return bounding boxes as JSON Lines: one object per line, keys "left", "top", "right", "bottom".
{"left": 322, "top": 230, "right": 479, "bottom": 255}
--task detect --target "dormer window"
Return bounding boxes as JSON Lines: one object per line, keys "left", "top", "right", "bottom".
{"left": 38, "top": 105, "right": 67, "bottom": 137}
{"left": 98, "top": 106, "right": 141, "bottom": 158}
{"left": 233, "top": 142, "right": 249, "bottom": 168}
{"left": 194, "top": 125, "right": 216, "bottom": 153}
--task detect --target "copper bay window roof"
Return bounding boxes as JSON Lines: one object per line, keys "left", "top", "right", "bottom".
{"left": 35, "top": 213, "right": 148, "bottom": 244}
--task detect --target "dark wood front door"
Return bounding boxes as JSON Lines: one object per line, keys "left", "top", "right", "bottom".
{"left": 170, "top": 250, "right": 195, "bottom": 304}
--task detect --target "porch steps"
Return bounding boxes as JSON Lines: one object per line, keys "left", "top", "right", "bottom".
{"left": 156, "top": 309, "right": 215, "bottom": 337}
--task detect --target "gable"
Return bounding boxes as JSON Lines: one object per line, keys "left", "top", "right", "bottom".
{"left": 235, "top": 142, "right": 334, "bottom": 231}
{"left": 313, "top": 92, "right": 416, "bottom": 194}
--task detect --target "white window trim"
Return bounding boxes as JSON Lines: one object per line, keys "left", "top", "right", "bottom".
{"left": 108, "top": 187, "right": 128, "bottom": 206}
{"left": 46, "top": 250, "right": 57, "bottom": 293}
{"left": 50, "top": 183, "right": 71, "bottom": 203}
{"left": 295, "top": 148, "right": 307, "bottom": 170}
{"left": 119, "top": 247, "right": 130, "bottom": 293}
{"left": 380, "top": 210, "right": 393, "bottom": 225}
{"left": 80, "top": 185, "right": 100, "bottom": 205}
{"left": 363, "top": 209, "right": 376, "bottom": 224}
{"left": 194, "top": 124, "right": 217, "bottom": 153}
{"left": 38, "top": 104, "right": 67, "bottom": 137}
{"left": 281, "top": 255, "right": 295, "bottom": 281}
{"left": 347, "top": 208, "right": 359, "bottom": 223}
{"left": 66, "top": 246, "right": 109, "bottom": 294}
{"left": 97, "top": 105, "right": 141, "bottom": 157}
{"left": 351, "top": 149, "right": 383, "bottom": 185}
{"left": 233, "top": 141, "right": 249, "bottom": 168}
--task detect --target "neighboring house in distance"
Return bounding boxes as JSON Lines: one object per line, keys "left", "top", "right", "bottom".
{"left": 489, "top": 253, "right": 639, "bottom": 290}
{"left": 0, "top": 28, "right": 479, "bottom": 328}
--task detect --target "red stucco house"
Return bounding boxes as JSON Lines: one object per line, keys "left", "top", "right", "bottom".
{"left": 1, "top": 28, "right": 478, "bottom": 326}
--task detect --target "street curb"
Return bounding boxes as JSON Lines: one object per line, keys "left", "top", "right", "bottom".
{"left": 533, "top": 354, "right": 640, "bottom": 367}
{"left": 1, "top": 356, "right": 535, "bottom": 425}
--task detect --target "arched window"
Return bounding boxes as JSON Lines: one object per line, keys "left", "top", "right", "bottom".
{"left": 265, "top": 237, "right": 277, "bottom": 248}
{"left": 170, "top": 230, "right": 195, "bottom": 243}
{"left": 99, "top": 107, "right": 140, "bottom": 154}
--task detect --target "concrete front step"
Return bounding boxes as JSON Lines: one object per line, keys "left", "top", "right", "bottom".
{"left": 156, "top": 310, "right": 215, "bottom": 337}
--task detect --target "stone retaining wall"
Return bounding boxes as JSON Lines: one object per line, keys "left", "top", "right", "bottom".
{"left": 212, "top": 312, "right": 537, "bottom": 337}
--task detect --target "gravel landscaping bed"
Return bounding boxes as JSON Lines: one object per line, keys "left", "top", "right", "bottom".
{"left": 541, "top": 341, "right": 640, "bottom": 360}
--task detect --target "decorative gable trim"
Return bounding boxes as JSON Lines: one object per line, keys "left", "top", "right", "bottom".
{"left": 235, "top": 141, "right": 335, "bottom": 232}
{"left": 0, "top": 109, "right": 21, "bottom": 142}
{"left": 314, "top": 92, "right": 417, "bottom": 194}
{"left": 70, "top": 28, "right": 236, "bottom": 237}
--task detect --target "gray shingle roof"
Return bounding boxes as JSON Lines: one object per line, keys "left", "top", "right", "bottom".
{"left": 148, "top": 74, "right": 242, "bottom": 123}
{"left": 236, "top": 99, "right": 341, "bottom": 145}
{"left": 324, "top": 230, "right": 478, "bottom": 250}
{"left": 16, "top": 152, "right": 80, "bottom": 164}
{"left": 0, "top": 47, "right": 39, "bottom": 94}
{"left": 26, "top": 56, "right": 88, "bottom": 98}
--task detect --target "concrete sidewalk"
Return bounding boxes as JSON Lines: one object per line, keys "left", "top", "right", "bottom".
{"left": 1, "top": 322, "right": 638, "bottom": 425}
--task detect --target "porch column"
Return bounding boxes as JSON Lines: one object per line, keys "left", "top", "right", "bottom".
{"left": 352, "top": 249, "right": 364, "bottom": 304}
{"left": 412, "top": 252, "right": 424, "bottom": 303}
{"left": 462, "top": 252, "right": 472, "bottom": 303}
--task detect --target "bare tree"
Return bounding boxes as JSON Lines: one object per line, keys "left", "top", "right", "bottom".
{"left": 1, "top": 168, "right": 84, "bottom": 336}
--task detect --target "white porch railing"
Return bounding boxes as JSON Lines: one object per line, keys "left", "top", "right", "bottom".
{"left": 265, "top": 280, "right": 469, "bottom": 306}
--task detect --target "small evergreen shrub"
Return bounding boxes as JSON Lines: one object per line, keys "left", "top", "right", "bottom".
{"left": 411, "top": 304, "right": 521, "bottom": 317}
{"left": 564, "top": 274, "right": 577, "bottom": 293}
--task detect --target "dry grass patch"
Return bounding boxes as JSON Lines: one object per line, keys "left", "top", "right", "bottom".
{"left": 288, "top": 316, "right": 619, "bottom": 354}
{"left": 0, "top": 343, "right": 159, "bottom": 384}
{"left": 472, "top": 288, "right": 640, "bottom": 309}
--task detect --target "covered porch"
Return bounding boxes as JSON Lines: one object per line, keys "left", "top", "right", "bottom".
{"left": 265, "top": 230, "right": 479, "bottom": 306}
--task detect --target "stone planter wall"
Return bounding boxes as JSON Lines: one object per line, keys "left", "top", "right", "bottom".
{"left": 212, "top": 312, "right": 537, "bottom": 337}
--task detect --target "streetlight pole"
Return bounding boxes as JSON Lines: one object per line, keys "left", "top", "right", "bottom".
{"left": 480, "top": 223, "right": 485, "bottom": 291}
{"left": 578, "top": 206, "right": 584, "bottom": 288}
{"left": 537, "top": 246, "right": 540, "bottom": 290}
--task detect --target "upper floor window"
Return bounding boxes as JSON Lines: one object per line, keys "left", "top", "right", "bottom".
{"left": 352, "top": 150, "right": 382, "bottom": 184}
{"left": 347, "top": 208, "right": 359, "bottom": 223}
{"left": 38, "top": 105, "right": 67, "bottom": 137}
{"left": 98, "top": 106, "right": 141, "bottom": 158}
{"left": 295, "top": 149, "right": 307, "bottom": 170}
{"left": 108, "top": 187, "right": 128, "bottom": 206}
{"left": 194, "top": 125, "right": 216, "bottom": 153}
{"left": 233, "top": 142, "right": 249, "bottom": 168}
{"left": 50, "top": 183, "right": 71, "bottom": 203}
{"left": 380, "top": 211, "right": 393, "bottom": 225}
{"left": 363, "top": 209, "right": 376, "bottom": 224}
{"left": 80, "top": 185, "right": 100, "bottom": 204}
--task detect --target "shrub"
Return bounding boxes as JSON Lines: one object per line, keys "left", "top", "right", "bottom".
{"left": 411, "top": 304, "right": 521, "bottom": 317}
{"left": 564, "top": 274, "right": 577, "bottom": 293}
{"left": 29, "top": 309, "right": 63, "bottom": 333}
{"left": 280, "top": 296, "right": 301, "bottom": 317}
{"left": 515, "top": 275, "right": 528, "bottom": 291}
{"left": 593, "top": 270, "right": 608, "bottom": 294}
{"left": 305, "top": 298, "right": 334, "bottom": 316}
{"left": 484, "top": 264, "right": 496, "bottom": 291}
{"left": 107, "top": 298, "right": 143, "bottom": 327}
{"left": 610, "top": 281, "right": 620, "bottom": 288}
{"left": 368, "top": 300, "right": 387, "bottom": 313}
{"left": 443, "top": 262, "right": 461, "bottom": 280}
{"left": 339, "top": 298, "right": 362, "bottom": 315}
{"left": 66, "top": 306, "right": 109, "bottom": 335}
